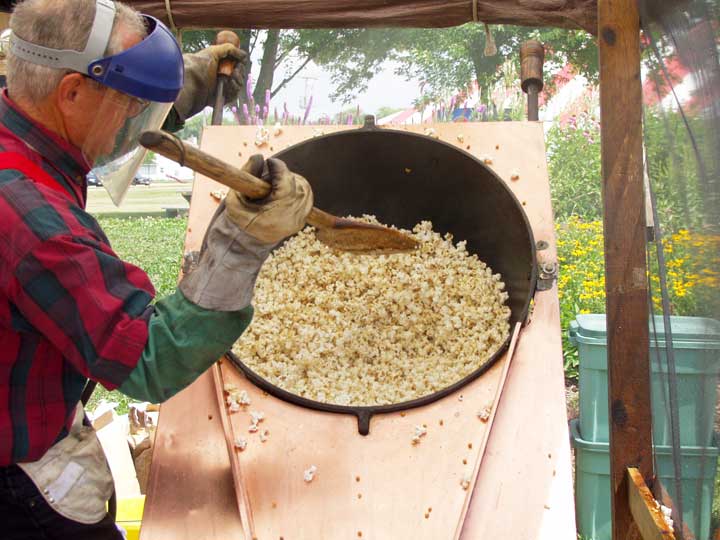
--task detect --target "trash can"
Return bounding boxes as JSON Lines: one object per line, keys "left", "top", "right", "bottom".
{"left": 571, "top": 419, "right": 718, "bottom": 540}
{"left": 569, "top": 314, "right": 720, "bottom": 446}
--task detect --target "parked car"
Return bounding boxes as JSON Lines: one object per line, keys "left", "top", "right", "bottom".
{"left": 87, "top": 171, "right": 102, "bottom": 187}
{"left": 132, "top": 175, "right": 152, "bottom": 186}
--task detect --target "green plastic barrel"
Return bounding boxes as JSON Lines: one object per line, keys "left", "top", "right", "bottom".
{"left": 571, "top": 419, "right": 718, "bottom": 540}
{"left": 569, "top": 314, "right": 720, "bottom": 445}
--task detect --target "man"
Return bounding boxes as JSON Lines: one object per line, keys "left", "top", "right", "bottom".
{"left": 0, "top": 1, "right": 313, "bottom": 538}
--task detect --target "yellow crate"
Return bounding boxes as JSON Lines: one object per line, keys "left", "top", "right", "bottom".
{"left": 115, "top": 495, "right": 145, "bottom": 540}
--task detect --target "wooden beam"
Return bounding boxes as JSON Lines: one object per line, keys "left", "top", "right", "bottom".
{"left": 627, "top": 468, "right": 675, "bottom": 540}
{"left": 598, "top": 1, "right": 652, "bottom": 540}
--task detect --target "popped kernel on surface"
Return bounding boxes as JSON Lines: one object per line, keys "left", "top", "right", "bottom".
{"left": 232, "top": 219, "right": 511, "bottom": 406}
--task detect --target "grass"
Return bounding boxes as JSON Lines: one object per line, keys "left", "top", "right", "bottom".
{"left": 85, "top": 215, "right": 188, "bottom": 414}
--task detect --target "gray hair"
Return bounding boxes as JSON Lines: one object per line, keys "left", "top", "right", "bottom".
{"left": 7, "top": 0, "right": 147, "bottom": 102}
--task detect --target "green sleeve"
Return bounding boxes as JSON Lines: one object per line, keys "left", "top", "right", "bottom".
{"left": 161, "top": 107, "right": 185, "bottom": 133}
{"left": 118, "top": 289, "right": 253, "bottom": 403}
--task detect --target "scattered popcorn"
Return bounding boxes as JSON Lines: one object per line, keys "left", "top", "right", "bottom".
{"left": 224, "top": 383, "right": 237, "bottom": 393}
{"left": 423, "top": 127, "right": 438, "bottom": 138}
{"left": 234, "top": 437, "right": 247, "bottom": 451}
{"left": 478, "top": 406, "right": 492, "bottom": 423}
{"left": 250, "top": 411, "right": 265, "bottom": 425}
{"left": 238, "top": 390, "right": 251, "bottom": 406}
{"left": 460, "top": 473, "right": 472, "bottom": 490}
{"left": 480, "top": 155, "right": 493, "bottom": 165}
{"left": 210, "top": 189, "right": 226, "bottom": 201}
{"left": 456, "top": 134, "right": 464, "bottom": 143}
{"left": 510, "top": 171, "right": 520, "bottom": 181}
{"left": 411, "top": 425, "right": 428, "bottom": 445}
{"left": 259, "top": 429, "right": 270, "bottom": 443}
{"left": 233, "top": 218, "right": 510, "bottom": 406}
{"left": 228, "top": 402, "right": 240, "bottom": 413}
{"left": 659, "top": 503, "right": 674, "bottom": 532}
{"left": 304, "top": 465, "right": 318, "bottom": 483}
{"left": 273, "top": 122, "right": 283, "bottom": 136}
{"left": 248, "top": 424, "right": 259, "bottom": 433}
{"left": 254, "top": 126, "right": 270, "bottom": 147}
{"left": 458, "top": 395, "right": 464, "bottom": 402}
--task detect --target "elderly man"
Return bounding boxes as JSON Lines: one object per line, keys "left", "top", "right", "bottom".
{"left": 0, "top": 0, "right": 313, "bottom": 538}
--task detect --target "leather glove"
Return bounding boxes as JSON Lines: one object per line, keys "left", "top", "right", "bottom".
{"left": 226, "top": 155, "right": 314, "bottom": 244}
{"left": 178, "top": 199, "right": 274, "bottom": 312}
{"left": 173, "top": 43, "right": 248, "bottom": 121}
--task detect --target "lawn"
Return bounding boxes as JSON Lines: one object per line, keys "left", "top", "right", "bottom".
{"left": 85, "top": 215, "right": 188, "bottom": 413}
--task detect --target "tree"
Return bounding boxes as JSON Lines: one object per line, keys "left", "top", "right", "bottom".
{"left": 179, "top": 26, "right": 599, "bottom": 123}
{"left": 325, "top": 23, "right": 598, "bottom": 103}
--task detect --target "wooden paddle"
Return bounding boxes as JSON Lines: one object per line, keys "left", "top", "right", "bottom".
{"left": 210, "top": 30, "right": 240, "bottom": 126}
{"left": 139, "top": 130, "right": 419, "bottom": 254}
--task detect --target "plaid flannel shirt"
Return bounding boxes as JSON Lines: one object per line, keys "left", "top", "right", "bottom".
{"left": 0, "top": 90, "right": 154, "bottom": 465}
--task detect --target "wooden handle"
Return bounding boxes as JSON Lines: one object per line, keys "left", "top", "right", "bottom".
{"left": 139, "top": 130, "right": 270, "bottom": 199}
{"left": 139, "top": 130, "right": 339, "bottom": 230}
{"left": 215, "top": 30, "right": 241, "bottom": 77}
{"left": 520, "top": 40, "right": 544, "bottom": 93}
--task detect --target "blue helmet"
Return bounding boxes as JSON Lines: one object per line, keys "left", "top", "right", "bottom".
{"left": 10, "top": 0, "right": 183, "bottom": 102}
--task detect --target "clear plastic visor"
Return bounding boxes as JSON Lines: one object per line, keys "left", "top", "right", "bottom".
{"left": 84, "top": 84, "right": 172, "bottom": 205}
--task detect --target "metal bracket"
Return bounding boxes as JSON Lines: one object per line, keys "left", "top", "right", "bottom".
{"left": 536, "top": 261, "right": 558, "bottom": 291}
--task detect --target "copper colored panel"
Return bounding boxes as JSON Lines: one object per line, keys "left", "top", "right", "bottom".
{"left": 143, "top": 122, "right": 574, "bottom": 540}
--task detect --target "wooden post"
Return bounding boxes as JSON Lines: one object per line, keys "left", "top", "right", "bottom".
{"left": 520, "top": 40, "right": 544, "bottom": 121}
{"left": 598, "top": 1, "right": 653, "bottom": 540}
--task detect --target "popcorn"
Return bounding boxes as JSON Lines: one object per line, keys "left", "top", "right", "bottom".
{"left": 411, "top": 425, "right": 428, "bottom": 445}
{"left": 233, "top": 218, "right": 510, "bottom": 406}
{"left": 234, "top": 437, "right": 247, "bottom": 451}
{"left": 304, "top": 465, "right": 318, "bottom": 483}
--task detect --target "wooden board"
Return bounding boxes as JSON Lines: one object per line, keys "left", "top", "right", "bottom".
{"left": 627, "top": 468, "right": 675, "bottom": 540}
{"left": 141, "top": 121, "right": 574, "bottom": 540}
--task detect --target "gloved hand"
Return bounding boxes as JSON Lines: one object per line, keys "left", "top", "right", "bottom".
{"left": 173, "top": 43, "right": 248, "bottom": 121}
{"left": 225, "top": 155, "right": 314, "bottom": 244}
{"left": 178, "top": 155, "right": 312, "bottom": 311}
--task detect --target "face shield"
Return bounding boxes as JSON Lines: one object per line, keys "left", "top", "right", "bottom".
{"left": 10, "top": 0, "right": 183, "bottom": 205}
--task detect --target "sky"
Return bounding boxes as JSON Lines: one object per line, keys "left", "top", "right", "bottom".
{"left": 249, "top": 55, "right": 424, "bottom": 119}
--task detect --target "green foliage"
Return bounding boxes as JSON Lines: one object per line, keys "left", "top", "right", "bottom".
{"left": 174, "top": 111, "right": 208, "bottom": 142}
{"left": 546, "top": 114, "right": 602, "bottom": 221}
{"left": 87, "top": 217, "right": 188, "bottom": 413}
{"left": 97, "top": 217, "right": 187, "bottom": 299}
{"left": 176, "top": 27, "right": 599, "bottom": 120}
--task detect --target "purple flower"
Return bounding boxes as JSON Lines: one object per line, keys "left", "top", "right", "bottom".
{"left": 242, "top": 103, "right": 251, "bottom": 122}
{"left": 265, "top": 89, "right": 271, "bottom": 108}
{"left": 302, "top": 95, "right": 313, "bottom": 125}
{"left": 347, "top": 114, "right": 354, "bottom": 125}
{"left": 246, "top": 73, "right": 253, "bottom": 102}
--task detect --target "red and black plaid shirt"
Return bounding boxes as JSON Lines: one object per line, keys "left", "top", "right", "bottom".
{"left": 0, "top": 91, "right": 155, "bottom": 465}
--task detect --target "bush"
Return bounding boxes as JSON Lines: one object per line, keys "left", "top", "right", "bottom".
{"left": 546, "top": 113, "right": 602, "bottom": 222}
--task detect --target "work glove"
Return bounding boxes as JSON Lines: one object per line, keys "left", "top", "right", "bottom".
{"left": 173, "top": 43, "right": 248, "bottom": 121}
{"left": 225, "top": 155, "right": 314, "bottom": 244}
{"left": 178, "top": 155, "right": 312, "bottom": 311}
